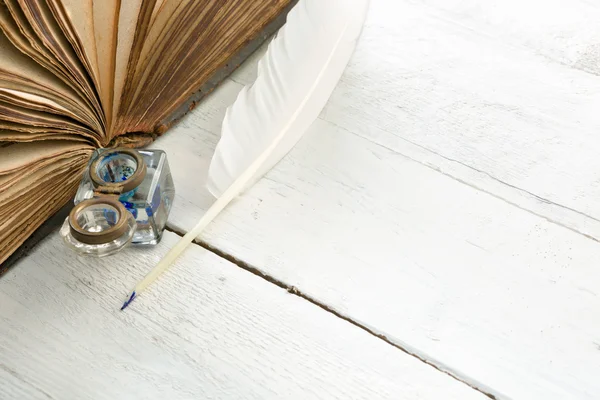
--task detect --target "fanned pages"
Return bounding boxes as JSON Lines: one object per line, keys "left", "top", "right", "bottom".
{"left": 0, "top": 0, "right": 294, "bottom": 266}
{"left": 121, "top": 0, "right": 369, "bottom": 309}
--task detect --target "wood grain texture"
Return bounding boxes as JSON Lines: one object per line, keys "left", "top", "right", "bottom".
{"left": 0, "top": 232, "right": 486, "bottom": 400}
{"left": 321, "top": 0, "right": 600, "bottom": 240}
{"left": 412, "top": 0, "right": 600, "bottom": 74}
{"left": 146, "top": 1, "right": 600, "bottom": 398}
{"left": 231, "top": 0, "right": 600, "bottom": 241}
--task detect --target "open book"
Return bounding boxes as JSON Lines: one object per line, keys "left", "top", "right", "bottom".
{"left": 0, "top": 0, "right": 293, "bottom": 265}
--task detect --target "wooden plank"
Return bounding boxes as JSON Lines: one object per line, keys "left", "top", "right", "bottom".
{"left": 230, "top": 0, "right": 600, "bottom": 241}
{"left": 155, "top": 109, "right": 600, "bottom": 399}
{"left": 411, "top": 0, "right": 600, "bottom": 74}
{"left": 0, "top": 231, "right": 486, "bottom": 400}
{"left": 145, "top": 2, "right": 600, "bottom": 396}
{"left": 319, "top": 0, "right": 600, "bottom": 240}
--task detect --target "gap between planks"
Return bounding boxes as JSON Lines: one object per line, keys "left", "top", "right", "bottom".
{"left": 163, "top": 225, "right": 500, "bottom": 400}
{"left": 329, "top": 120, "right": 600, "bottom": 245}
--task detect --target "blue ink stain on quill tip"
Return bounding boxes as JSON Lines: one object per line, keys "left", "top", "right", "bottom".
{"left": 120, "top": 291, "right": 136, "bottom": 311}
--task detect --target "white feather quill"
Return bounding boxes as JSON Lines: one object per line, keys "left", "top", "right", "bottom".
{"left": 121, "top": 0, "right": 369, "bottom": 309}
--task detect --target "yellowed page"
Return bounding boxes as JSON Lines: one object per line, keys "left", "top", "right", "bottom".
{"left": 149, "top": 0, "right": 166, "bottom": 27}
{"left": 0, "top": 30, "right": 100, "bottom": 130}
{"left": 1, "top": 0, "right": 66, "bottom": 75}
{"left": 0, "top": 151, "right": 88, "bottom": 213}
{"left": 47, "top": 0, "right": 101, "bottom": 90}
{"left": 0, "top": 149, "right": 85, "bottom": 190}
{"left": 0, "top": 87, "right": 77, "bottom": 119}
{"left": 17, "top": 0, "right": 102, "bottom": 127}
{"left": 45, "top": 0, "right": 103, "bottom": 123}
{"left": 0, "top": 140, "right": 88, "bottom": 174}
{"left": 0, "top": 74, "right": 98, "bottom": 128}
{"left": 0, "top": 100, "right": 98, "bottom": 139}
{"left": 0, "top": 119, "right": 76, "bottom": 133}
{"left": 92, "top": 0, "right": 119, "bottom": 129}
{"left": 0, "top": 155, "right": 76, "bottom": 203}
{"left": 118, "top": 0, "right": 182, "bottom": 128}
{"left": 111, "top": 0, "right": 142, "bottom": 131}
{"left": 0, "top": 130, "right": 91, "bottom": 143}
{"left": 0, "top": 163, "right": 84, "bottom": 264}
{"left": 1, "top": 0, "right": 98, "bottom": 115}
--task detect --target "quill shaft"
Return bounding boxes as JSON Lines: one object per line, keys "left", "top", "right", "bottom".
{"left": 124, "top": 127, "right": 289, "bottom": 303}
{"left": 123, "top": 21, "right": 352, "bottom": 307}
{"left": 122, "top": 0, "right": 370, "bottom": 309}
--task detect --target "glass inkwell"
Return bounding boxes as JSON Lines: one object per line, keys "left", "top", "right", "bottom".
{"left": 60, "top": 148, "right": 175, "bottom": 257}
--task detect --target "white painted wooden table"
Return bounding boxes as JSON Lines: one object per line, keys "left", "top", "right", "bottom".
{"left": 2, "top": 1, "right": 600, "bottom": 399}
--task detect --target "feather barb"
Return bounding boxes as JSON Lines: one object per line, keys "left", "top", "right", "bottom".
{"left": 121, "top": 0, "right": 369, "bottom": 309}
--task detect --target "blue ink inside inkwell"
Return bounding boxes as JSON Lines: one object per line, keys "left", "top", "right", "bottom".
{"left": 73, "top": 148, "right": 176, "bottom": 246}
{"left": 98, "top": 153, "right": 141, "bottom": 219}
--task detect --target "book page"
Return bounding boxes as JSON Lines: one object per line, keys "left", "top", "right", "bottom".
{"left": 0, "top": 151, "right": 86, "bottom": 264}
{"left": 0, "top": 148, "right": 77, "bottom": 190}
{"left": 92, "top": 0, "right": 119, "bottom": 129}
{"left": 0, "top": 74, "right": 99, "bottom": 129}
{"left": 1, "top": 0, "right": 69, "bottom": 78}
{"left": 0, "top": 118, "right": 76, "bottom": 133}
{"left": 46, "top": 0, "right": 101, "bottom": 103}
{"left": 0, "top": 29, "right": 100, "bottom": 129}
{"left": 2, "top": 0, "right": 97, "bottom": 116}
{"left": 149, "top": 0, "right": 166, "bottom": 27}
{"left": 0, "top": 130, "right": 92, "bottom": 143}
{"left": 0, "top": 140, "right": 90, "bottom": 175}
{"left": 0, "top": 86, "right": 80, "bottom": 122}
{"left": 111, "top": 0, "right": 144, "bottom": 134}
{"left": 116, "top": 0, "right": 181, "bottom": 131}
{"left": 0, "top": 100, "right": 98, "bottom": 139}
{"left": 0, "top": 154, "right": 83, "bottom": 204}
{"left": 17, "top": 0, "right": 102, "bottom": 129}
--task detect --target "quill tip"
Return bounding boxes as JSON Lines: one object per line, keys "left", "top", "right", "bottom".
{"left": 120, "top": 291, "right": 136, "bottom": 311}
